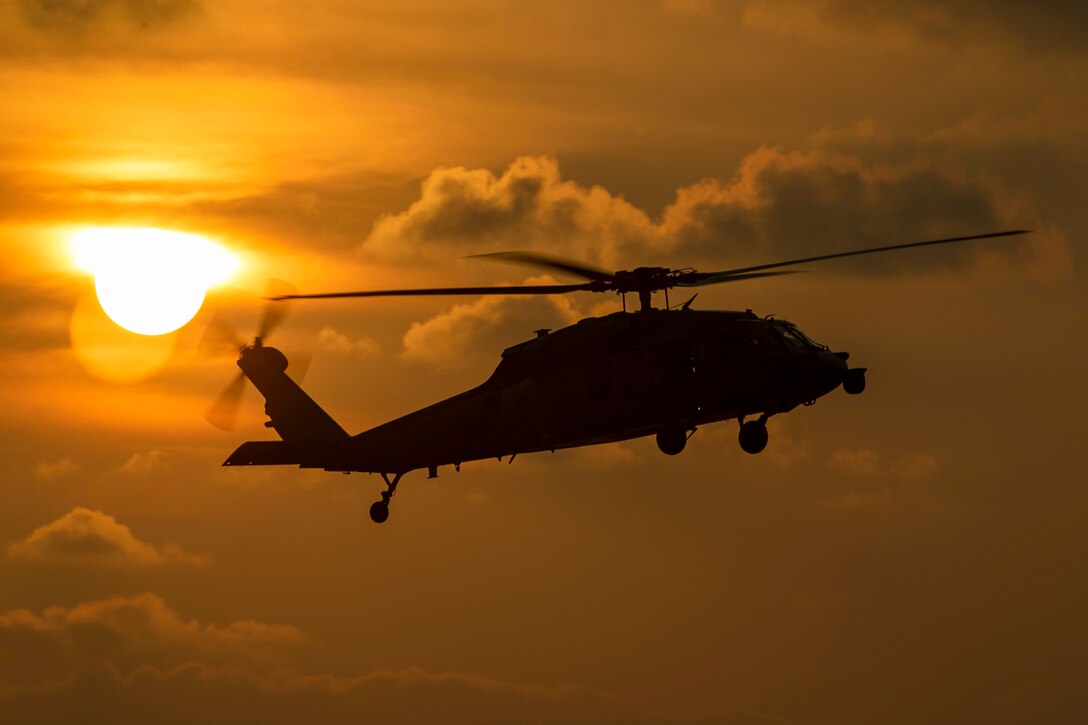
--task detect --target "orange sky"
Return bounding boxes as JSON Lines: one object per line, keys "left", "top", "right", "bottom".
{"left": 2, "top": 1, "right": 1087, "bottom": 723}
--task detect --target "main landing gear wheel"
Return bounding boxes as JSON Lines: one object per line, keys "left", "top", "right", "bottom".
{"left": 369, "top": 501, "right": 389, "bottom": 524}
{"left": 738, "top": 418, "right": 769, "bottom": 455}
{"left": 370, "top": 472, "right": 403, "bottom": 524}
{"left": 656, "top": 424, "right": 688, "bottom": 456}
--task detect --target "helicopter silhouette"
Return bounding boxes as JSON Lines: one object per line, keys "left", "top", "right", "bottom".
{"left": 208, "top": 229, "right": 1028, "bottom": 524}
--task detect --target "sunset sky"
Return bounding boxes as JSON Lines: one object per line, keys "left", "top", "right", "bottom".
{"left": 2, "top": 1, "right": 1087, "bottom": 722}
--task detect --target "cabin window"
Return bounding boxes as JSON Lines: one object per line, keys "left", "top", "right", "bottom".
{"left": 721, "top": 323, "right": 763, "bottom": 351}
{"left": 772, "top": 322, "right": 826, "bottom": 350}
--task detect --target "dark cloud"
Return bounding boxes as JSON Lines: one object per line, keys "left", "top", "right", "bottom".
{"left": 17, "top": 0, "right": 201, "bottom": 32}
{"left": 0, "top": 660, "right": 696, "bottom": 725}
{"left": 6, "top": 508, "right": 205, "bottom": 566}
{"left": 0, "top": 279, "right": 78, "bottom": 354}
{"left": 0, "top": 593, "right": 692, "bottom": 725}
{"left": 193, "top": 171, "right": 423, "bottom": 255}
{"left": 363, "top": 151, "right": 1053, "bottom": 275}
{"left": 0, "top": 593, "right": 303, "bottom": 689}
{"left": 659, "top": 147, "right": 1041, "bottom": 273}
{"left": 742, "top": 0, "right": 1088, "bottom": 56}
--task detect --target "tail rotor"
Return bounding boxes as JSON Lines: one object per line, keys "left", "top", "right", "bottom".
{"left": 199, "top": 280, "right": 304, "bottom": 431}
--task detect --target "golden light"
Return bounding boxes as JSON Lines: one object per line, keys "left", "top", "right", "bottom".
{"left": 69, "top": 227, "right": 240, "bottom": 335}
{"left": 69, "top": 293, "right": 177, "bottom": 384}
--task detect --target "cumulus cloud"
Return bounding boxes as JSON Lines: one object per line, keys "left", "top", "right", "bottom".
{"left": 364, "top": 155, "right": 653, "bottom": 267}
{"left": 0, "top": 593, "right": 662, "bottom": 725}
{"left": 6, "top": 508, "right": 205, "bottom": 566}
{"left": 118, "top": 450, "right": 167, "bottom": 476}
{"left": 317, "top": 327, "right": 380, "bottom": 356}
{"left": 402, "top": 285, "right": 581, "bottom": 368}
{"left": 0, "top": 593, "right": 304, "bottom": 688}
{"left": 363, "top": 151, "right": 1048, "bottom": 277}
{"left": 388, "top": 145, "right": 1058, "bottom": 418}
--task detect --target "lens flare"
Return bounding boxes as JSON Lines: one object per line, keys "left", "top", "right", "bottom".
{"left": 69, "top": 293, "right": 177, "bottom": 384}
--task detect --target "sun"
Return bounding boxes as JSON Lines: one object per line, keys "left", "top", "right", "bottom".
{"left": 69, "top": 227, "right": 240, "bottom": 335}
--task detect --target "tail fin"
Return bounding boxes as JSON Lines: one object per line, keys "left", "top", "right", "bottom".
{"left": 224, "top": 343, "right": 349, "bottom": 468}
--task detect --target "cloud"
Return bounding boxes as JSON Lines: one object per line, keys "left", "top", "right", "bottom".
{"left": 363, "top": 151, "right": 1049, "bottom": 276}
{"left": 741, "top": 0, "right": 1088, "bottom": 55}
{"left": 33, "top": 458, "right": 80, "bottom": 479}
{"left": 0, "top": 593, "right": 666, "bottom": 725}
{"left": 821, "top": 449, "right": 938, "bottom": 510}
{"left": 0, "top": 659, "right": 669, "bottom": 725}
{"left": 6, "top": 508, "right": 205, "bottom": 566}
{"left": 811, "top": 100, "right": 1088, "bottom": 154}
{"left": 0, "top": 279, "right": 76, "bottom": 355}
{"left": 660, "top": 0, "right": 720, "bottom": 19}
{"left": 317, "top": 327, "right": 380, "bottom": 356}
{"left": 822, "top": 489, "right": 892, "bottom": 511}
{"left": 0, "top": 593, "right": 304, "bottom": 688}
{"left": 118, "top": 450, "right": 167, "bottom": 476}
{"left": 364, "top": 155, "right": 654, "bottom": 267}
{"left": 657, "top": 147, "right": 1039, "bottom": 271}
{"left": 388, "top": 146, "right": 1059, "bottom": 385}
{"left": 16, "top": 0, "right": 201, "bottom": 32}
{"left": 402, "top": 286, "right": 580, "bottom": 369}
{"left": 827, "top": 448, "right": 938, "bottom": 481}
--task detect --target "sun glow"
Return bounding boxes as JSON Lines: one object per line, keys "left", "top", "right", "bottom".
{"left": 69, "top": 227, "right": 240, "bottom": 335}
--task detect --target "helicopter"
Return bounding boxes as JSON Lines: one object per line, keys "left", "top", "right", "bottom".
{"left": 209, "top": 229, "right": 1029, "bottom": 524}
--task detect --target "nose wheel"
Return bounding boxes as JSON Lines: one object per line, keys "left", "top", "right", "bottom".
{"left": 738, "top": 415, "right": 770, "bottom": 454}
{"left": 370, "top": 472, "right": 403, "bottom": 524}
{"left": 843, "top": 368, "right": 867, "bottom": 395}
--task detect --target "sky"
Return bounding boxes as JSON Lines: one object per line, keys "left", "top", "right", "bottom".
{"left": 2, "top": 1, "right": 1087, "bottom": 722}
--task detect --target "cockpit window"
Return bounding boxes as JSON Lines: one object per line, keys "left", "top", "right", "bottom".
{"left": 772, "top": 322, "right": 826, "bottom": 350}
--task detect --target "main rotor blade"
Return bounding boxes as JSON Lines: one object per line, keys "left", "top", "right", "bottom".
{"left": 689, "top": 229, "right": 1031, "bottom": 280}
{"left": 205, "top": 371, "right": 246, "bottom": 431}
{"left": 271, "top": 282, "right": 598, "bottom": 301}
{"left": 467, "top": 251, "right": 616, "bottom": 282}
{"left": 676, "top": 270, "right": 802, "bottom": 288}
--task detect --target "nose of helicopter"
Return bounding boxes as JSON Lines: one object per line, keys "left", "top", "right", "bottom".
{"left": 803, "top": 349, "right": 852, "bottom": 400}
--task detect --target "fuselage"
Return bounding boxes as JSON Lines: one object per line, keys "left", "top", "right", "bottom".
{"left": 343, "top": 308, "right": 849, "bottom": 474}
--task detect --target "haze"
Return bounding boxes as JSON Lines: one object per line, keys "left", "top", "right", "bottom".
{"left": 1, "top": 1, "right": 1086, "bottom": 723}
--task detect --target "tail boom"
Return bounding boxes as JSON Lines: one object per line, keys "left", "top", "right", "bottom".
{"left": 222, "top": 344, "right": 351, "bottom": 470}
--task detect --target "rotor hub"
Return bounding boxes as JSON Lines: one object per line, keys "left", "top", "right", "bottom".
{"left": 239, "top": 343, "right": 288, "bottom": 373}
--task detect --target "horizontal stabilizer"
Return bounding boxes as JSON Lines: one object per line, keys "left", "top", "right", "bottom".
{"left": 224, "top": 441, "right": 305, "bottom": 467}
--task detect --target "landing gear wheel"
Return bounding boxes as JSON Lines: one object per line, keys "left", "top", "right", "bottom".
{"left": 738, "top": 421, "right": 769, "bottom": 454}
{"left": 843, "top": 368, "right": 866, "bottom": 395}
{"left": 656, "top": 424, "right": 687, "bottom": 456}
{"left": 369, "top": 501, "right": 389, "bottom": 524}
{"left": 369, "top": 472, "right": 403, "bottom": 524}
